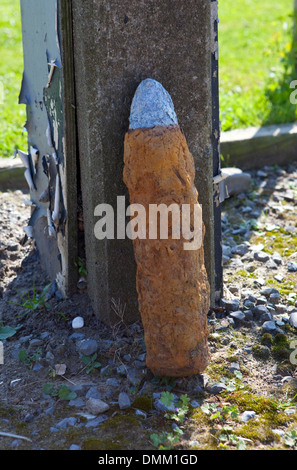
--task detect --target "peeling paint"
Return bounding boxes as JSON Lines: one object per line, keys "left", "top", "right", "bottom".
{"left": 24, "top": 168, "right": 35, "bottom": 192}
{"left": 19, "top": 0, "right": 66, "bottom": 285}
{"left": 52, "top": 173, "right": 60, "bottom": 224}
{"left": 47, "top": 208, "right": 56, "bottom": 238}
{"left": 23, "top": 226, "right": 34, "bottom": 238}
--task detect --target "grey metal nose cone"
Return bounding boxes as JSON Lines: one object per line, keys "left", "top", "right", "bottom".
{"left": 129, "top": 78, "right": 178, "bottom": 130}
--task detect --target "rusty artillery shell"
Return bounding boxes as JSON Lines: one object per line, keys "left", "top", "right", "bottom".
{"left": 123, "top": 79, "right": 210, "bottom": 377}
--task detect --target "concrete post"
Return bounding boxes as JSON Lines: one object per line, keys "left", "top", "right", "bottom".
{"left": 72, "top": 0, "right": 218, "bottom": 324}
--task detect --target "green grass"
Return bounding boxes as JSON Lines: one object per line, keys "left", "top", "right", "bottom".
{"left": 219, "top": 0, "right": 297, "bottom": 131}
{"left": 0, "top": 0, "right": 27, "bottom": 157}
{"left": 0, "top": 0, "right": 296, "bottom": 156}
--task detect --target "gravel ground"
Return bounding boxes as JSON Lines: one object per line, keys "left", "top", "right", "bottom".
{"left": 0, "top": 162, "right": 297, "bottom": 451}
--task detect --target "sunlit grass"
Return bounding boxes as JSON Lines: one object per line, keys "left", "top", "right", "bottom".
{"left": 0, "top": 0, "right": 27, "bottom": 158}
{"left": 219, "top": 0, "right": 297, "bottom": 131}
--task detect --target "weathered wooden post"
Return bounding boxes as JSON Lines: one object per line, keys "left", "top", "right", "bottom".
{"left": 19, "top": 1, "right": 224, "bottom": 330}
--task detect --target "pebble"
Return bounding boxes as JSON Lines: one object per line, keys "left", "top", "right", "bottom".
{"left": 240, "top": 411, "right": 256, "bottom": 422}
{"left": 135, "top": 409, "right": 147, "bottom": 419}
{"left": 72, "top": 316, "right": 84, "bottom": 329}
{"left": 78, "top": 339, "right": 98, "bottom": 356}
{"left": 220, "top": 298, "right": 240, "bottom": 312}
{"left": 254, "top": 251, "right": 270, "bottom": 262}
{"left": 269, "top": 292, "right": 280, "bottom": 304}
{"left": 252, "top": 305, "right": 271, "bottom": 322}
{"left": 289, "top": 311, "right": 297, "bottom": 328}
{"left": 86, "top": 398, "right": 110, "bottom": 415}
{"left": 229, "top": 311, "right": 246, "bottom": 323}
{"left": 288, "top": 262, "right": 297, "bottom": 272}
{"left": 262, "top": 321, "right": 277, "bottom": 333}
{"left": 106, "top": 378, "right": 120, "bottom": 387}
{"left": 69, "top": 398, "right": 85, "bottom": 408}
{"left": 266, "top": 259, "right": 278, "bottom": 269}
{"left": 232, "top": 243, "right": 250, "bottom": 256}
{"left": 272, "top": 252, "right": 282, "bottom": 265}
{"left": 228, "top": 362, "right": 240, "bottom": 373}
{"left": 84, "top": 415, "right": 107, "bottom": 428}
{"left": 56, "top": 417, "right": 77, "bottom": 429}
{"left": 118, "top": 392, "right": 131, "bottom": 410}
{"left": 260, "top": 287, "right": 280, "bottom": 297}
{"left": 86, "top": 387, "right": 102, "bottom": 400}
{"left": 209, "top": 383, "right": 227, "bottom": 395}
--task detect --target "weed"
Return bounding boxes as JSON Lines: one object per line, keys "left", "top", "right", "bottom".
{"left": 0, "top": 323, "right": 20, "bottom": 340}
{"left": 11, "top": 282, "right": 51, "bottom": 317}
{"left": 77, "top": 257, "right": 87, "bottom": 277}
{"left": 18, "top": 349, "right": 42, "bottom": 370}
{"left": 42, "top": 383, "right": 77, "bottom": 401}
{"left": 150, "top": 426, "right": 184, "bottom": 450}
{"left": 150, "top": 392, "right": 190, "bottom": 450}
{"left": 80, "top": 353, "right": 101, "bottom": 374}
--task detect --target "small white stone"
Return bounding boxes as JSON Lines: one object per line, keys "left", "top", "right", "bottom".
{"left": 72, "top": 316, "right": 84, "bottom": 329}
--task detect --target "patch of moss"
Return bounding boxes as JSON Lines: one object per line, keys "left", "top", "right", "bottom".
{"left": 229, "top": 391, "right": 278, "bottom": 415}
{"left": 132, "top": 395, "right": 154, "bottom": 413}
{"left": 82, "top": 437, "right": 129, "bottom": 450}
{"left": 0, "top": 407, "right": 16, "bottom": 419}
{"left": 271, "top": 333, "right": 291, "bottom": 361}
{"left": 252, "top": 344, "right": 271, "bottom": 360}
{"left": 276, "top": 361, "right": 296, "bottom": 376}
{"left": 237, "top": 419, "right": 278, "bottom": 445}
{"left": 261, "top": 333, "right": 273, "bottom": 347}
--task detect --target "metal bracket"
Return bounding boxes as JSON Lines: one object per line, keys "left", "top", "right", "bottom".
{"left": 213, "top": 170, "right": 229, "bottom": 205}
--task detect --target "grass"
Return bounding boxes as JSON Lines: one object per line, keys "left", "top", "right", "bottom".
{"left": 219, "top": 0, "right": 297, "bottom": 131}
{"left": 0, "top": 0, "right": 296, "bottom": 157}
{"left": 0, "top": 0, "right": 27, "bottom": 158}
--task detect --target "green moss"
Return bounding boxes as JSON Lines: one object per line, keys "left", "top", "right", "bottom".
{"left": 276, "top": 361, "right": 296, "bottom": 376}
{"left": 252, "top": 344, "right": 271, "bottom": 360}
{"left": 132, "top": 395, "right": 154, "bottom": 413}
{"left": 100, "top": 415, "right": 141, "bottom": 431}
{"left": 229, "top": 391, "right": 278, "bottom": 415}
{"left": 0, "top": 407, "right": 16, "bottom": 419}
{"left": 82, "top": 437, "right": 129, "bottom": 450}
{"left": 261, "top": 333, "right": 273, "bottom": 347}
{"left": 237, "top": 419, "right": 278, "bottom": 445}
{"left": 271, "top": 333, "right": 291, "bottom": 361}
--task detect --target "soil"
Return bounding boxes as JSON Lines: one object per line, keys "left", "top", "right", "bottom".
{"left": 0, "top": 162, "right": 297, "bottom": 451}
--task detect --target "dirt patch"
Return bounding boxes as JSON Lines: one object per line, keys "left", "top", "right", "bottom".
{"left": 0, "top": 163, "right": 297, "bottom": 451}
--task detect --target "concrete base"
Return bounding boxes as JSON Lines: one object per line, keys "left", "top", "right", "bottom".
{"left": 0, "top": 158, "right": 27, "bottom": 190}
{"left": 221, "top": 122, "right": 297, "bottom": 170}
